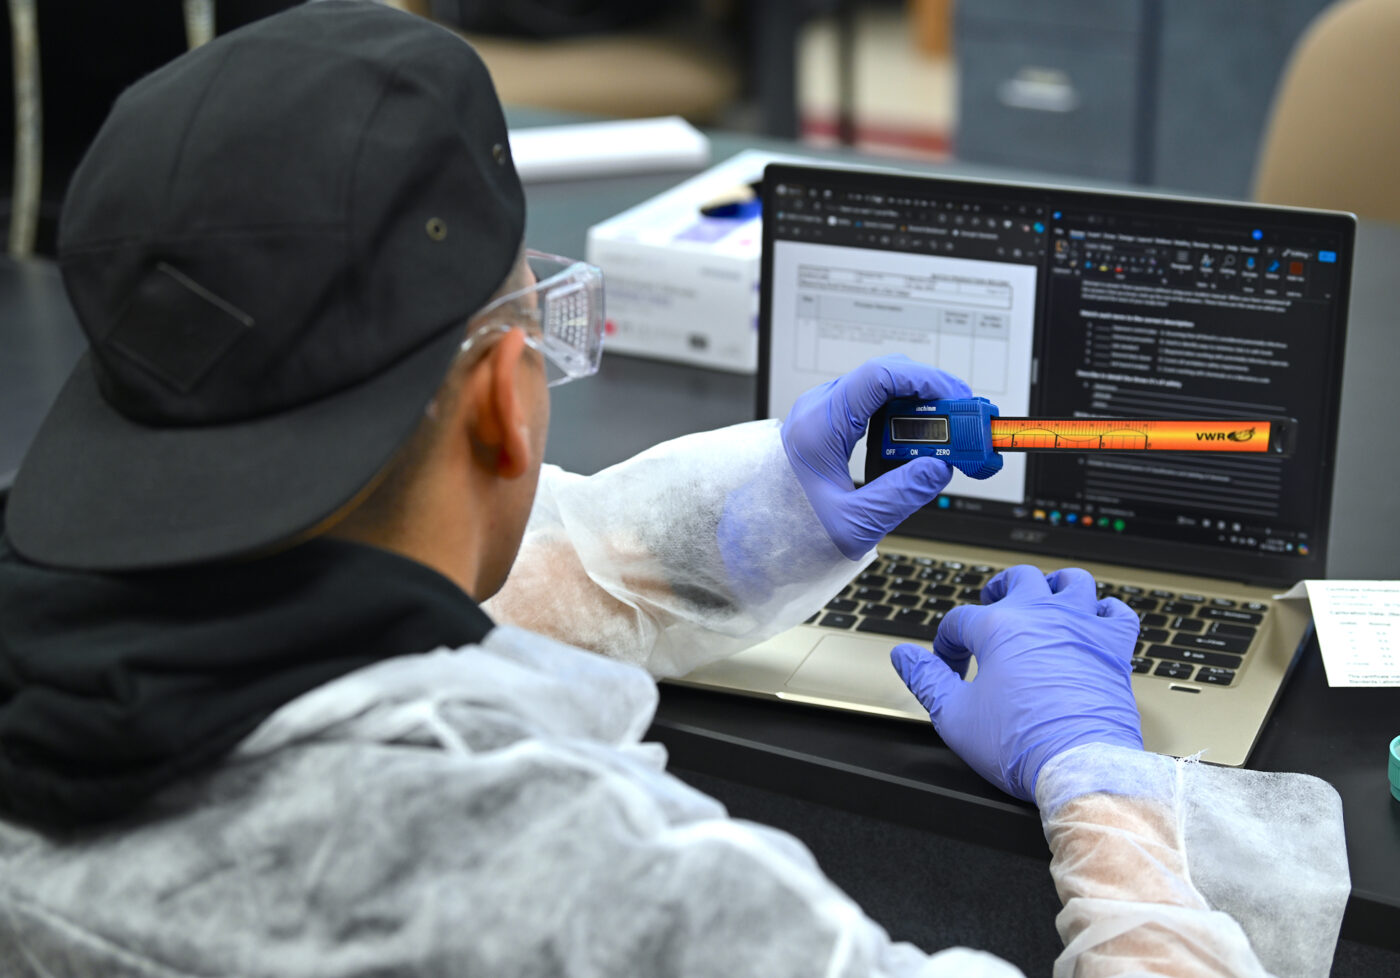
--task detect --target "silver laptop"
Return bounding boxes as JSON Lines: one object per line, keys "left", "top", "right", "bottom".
{"left": 674, "top": 163, "right": 1354, "bottom": 767}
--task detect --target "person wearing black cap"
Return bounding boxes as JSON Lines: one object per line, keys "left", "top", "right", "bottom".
{"left": 0, "top": 3, "right": 1350, "bottom": 976}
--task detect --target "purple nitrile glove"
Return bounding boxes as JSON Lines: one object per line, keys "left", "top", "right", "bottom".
{"left": 780, "top": 355, "right": 972, "bottom": 560}
{"left": 890, "top": 565, "right": 1144, "bottom": 802}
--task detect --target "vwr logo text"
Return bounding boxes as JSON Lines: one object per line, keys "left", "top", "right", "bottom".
{"left": 1196, "top": 428, "right": 1256, "bottom": 443}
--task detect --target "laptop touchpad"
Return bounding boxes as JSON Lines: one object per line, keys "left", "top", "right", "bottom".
{"left": 784, "top": 635, "right": 925, "bottom": 711}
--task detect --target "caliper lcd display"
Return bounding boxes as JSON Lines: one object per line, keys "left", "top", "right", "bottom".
{"left": 890, "top": 416, "right": 949, "bottom": 444}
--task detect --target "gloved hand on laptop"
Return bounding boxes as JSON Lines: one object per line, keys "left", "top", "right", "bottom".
{"left": 780, "top": 355, "right": 971, "bottom": 560}
{"left": 890, "top": 565, "right": 1143, "bottom": 802}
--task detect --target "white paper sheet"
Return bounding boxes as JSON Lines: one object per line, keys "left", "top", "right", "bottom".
{"left": 1280, "top": 580, "right": 1400, "bottom": 686}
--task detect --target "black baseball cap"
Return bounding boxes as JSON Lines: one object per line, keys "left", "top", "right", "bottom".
{"left": 8, "top": 1, "right": 525, "bottom": 571}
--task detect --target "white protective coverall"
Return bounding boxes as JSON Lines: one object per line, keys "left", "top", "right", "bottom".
{"left": 0, "top": 420, "right": 1348, "bottom": 977}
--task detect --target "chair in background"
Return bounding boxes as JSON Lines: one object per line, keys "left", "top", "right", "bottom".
{"left": 1252, "top": 0, "right": 1400, "bottom": 223}
{"left": 6, "top": 0, "right": 40, "bottom": 257}
{"left": 3, "top": 0, "right": 298, "bottom": 258}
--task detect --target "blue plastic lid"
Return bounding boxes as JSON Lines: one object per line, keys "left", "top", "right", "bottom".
{"left": 699, "top": 186, "right": 761, "bottom": 220}
{"left": 1390, "top": 736, "right": 1400, "bottom": 802}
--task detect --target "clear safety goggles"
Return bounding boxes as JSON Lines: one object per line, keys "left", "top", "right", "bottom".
{"left": 460, "top": 249, "right": 605, "bottom": 387}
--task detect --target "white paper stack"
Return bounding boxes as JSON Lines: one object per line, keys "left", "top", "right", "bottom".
{"left": 507, "top": 116, "right": 711, "bottom": 183}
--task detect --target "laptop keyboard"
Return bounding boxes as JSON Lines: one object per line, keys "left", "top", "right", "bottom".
{"left": 808, "top": 550, "right": 1268, "bottom": 688}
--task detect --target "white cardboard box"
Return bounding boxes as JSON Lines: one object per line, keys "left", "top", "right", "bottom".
{"left": 586, "top": 149, "right": 814, "bottom": 373}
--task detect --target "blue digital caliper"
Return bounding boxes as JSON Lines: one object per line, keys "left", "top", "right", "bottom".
{"left": 865, "top": 397, "right": 1006, "bottom": 482}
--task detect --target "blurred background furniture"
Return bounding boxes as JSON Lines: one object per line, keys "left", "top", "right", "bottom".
{"left": 795, "top": 0, "right": 953, "bottom": 156}
{"left": 1252, "top": 0, "right": 1400, "bottom": 223}
{"left": 951, "top": 0, "right": 1336, "bottom": 197}
{"left": 3, "top": 0, "right": 760, "bottom": 257}
{"left": 424, "top": 0, "right": 742, "bottom": 125}
{"left": 8, "top": 0, "right": 1394, "bottom": 262}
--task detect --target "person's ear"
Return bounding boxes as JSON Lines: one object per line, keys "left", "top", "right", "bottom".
{"left": 461, "top": 329, "right": 535, "bottom": 479}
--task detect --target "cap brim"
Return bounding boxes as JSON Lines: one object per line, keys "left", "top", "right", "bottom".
{"left": 8, "top": 325, "right": 464, "bottom": 572}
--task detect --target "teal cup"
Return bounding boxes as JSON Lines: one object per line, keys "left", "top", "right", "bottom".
{"left": 1390, "top": 736, "right": 1400, "bottom": 803}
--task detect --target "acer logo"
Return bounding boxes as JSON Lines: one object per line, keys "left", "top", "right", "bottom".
{"left": 1010, "top": 528, "right": 1047, "bottom": 544}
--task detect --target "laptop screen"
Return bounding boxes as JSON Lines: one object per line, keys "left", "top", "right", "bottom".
{"left": 758, "top": 164, "right": 1355, "bottom": 588}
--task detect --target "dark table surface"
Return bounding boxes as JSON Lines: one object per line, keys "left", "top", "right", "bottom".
{"left": 4, "top": 120, "right": 1398, "bottom": 950}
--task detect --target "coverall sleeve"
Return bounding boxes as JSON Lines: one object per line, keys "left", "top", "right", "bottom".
{"left": 1035, "top": 743, "right": 1350, "bottom": 978}
{"left": 642, "top": 744, "right": 1347, "bottom": 978}
{"left": 484, "top": 419, "right": 869, "bottom": 677}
